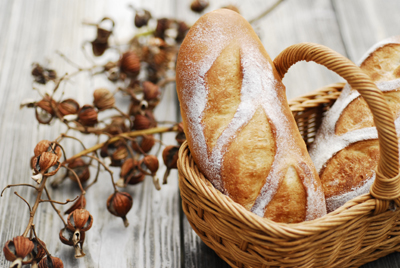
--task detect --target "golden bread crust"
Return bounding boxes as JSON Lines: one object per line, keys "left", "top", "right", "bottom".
{"left": 177, "top": 9, "right": 326, "bottom": 222}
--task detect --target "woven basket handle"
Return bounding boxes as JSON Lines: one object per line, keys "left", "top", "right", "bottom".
{"left": 273, "top": 43, "right": 400, "bottom": 204}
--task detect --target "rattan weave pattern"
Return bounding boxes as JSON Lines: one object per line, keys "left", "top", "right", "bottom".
{"left": 177, "top": 43, "right": 400, "bottom": 267}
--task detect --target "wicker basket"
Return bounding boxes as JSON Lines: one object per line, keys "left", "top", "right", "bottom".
{"left": 177, "top": 43, "right": 400, "bottom": 267}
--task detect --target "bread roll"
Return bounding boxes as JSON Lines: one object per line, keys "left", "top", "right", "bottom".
{"left": 309, "top": 36, "right": 400, "bottom": 212}
{"left": 176, "top": 9, "right": 326, "bottom": 222}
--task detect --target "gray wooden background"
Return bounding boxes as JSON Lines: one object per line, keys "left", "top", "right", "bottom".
{"left": 0, "top": 0, "right": 400, "bottom": 267}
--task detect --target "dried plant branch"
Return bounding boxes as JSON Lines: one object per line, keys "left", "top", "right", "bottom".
{"left": 248, "top": 0, "right": 285, "bottom": 24}
{"left": 14, "top": 192, "right": 32, "bottom": 212}
{"left": 1, "top": 183, "right": 39, "bottom": 197}
{"left": 43, "top": 186, "right": 68, "bottom": 227}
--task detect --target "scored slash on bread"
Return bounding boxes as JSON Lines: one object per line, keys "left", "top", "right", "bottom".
{"left": 176, "top": 9, "right": 326, "bottom": 222}
{"left": 309, "top": 36, "right": 400, "bottom": 212}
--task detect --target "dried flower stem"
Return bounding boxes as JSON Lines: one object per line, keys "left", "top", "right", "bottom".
{"left": 248, "top": 0, "right": 285, "bottom": 24}
{"left": 14, "top": 192, "right": 32, "bottom": 212}
{"left": 65, "top": 125, "right": 179, "bottom": 162}
{"left": 22, "top": 176, "right": 48, "bottom": 237}
{"left": 44, "top": 186, "right": 67, "bottom": 227}
{"left": 82, "top": 154, "right": 117, "bottom": 192}
{"left": 1, "top": 184, "right": 38, "bottom": 196}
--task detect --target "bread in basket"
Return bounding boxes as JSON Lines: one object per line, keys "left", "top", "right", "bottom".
{"left": 177, "top": 11, "right": 400, "bottom": 268}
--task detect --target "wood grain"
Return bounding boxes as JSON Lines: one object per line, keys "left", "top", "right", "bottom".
{"left": 0, "top": 0, "right": 400, "bottom": 267}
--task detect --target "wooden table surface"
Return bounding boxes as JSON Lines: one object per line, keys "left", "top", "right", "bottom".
{"left": 1, "top": 0, "right": 400, "bottom": 267}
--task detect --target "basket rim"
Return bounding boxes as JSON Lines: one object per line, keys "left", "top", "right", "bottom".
{"left": 178, "top": 140, "right": 391, "bottom": 239}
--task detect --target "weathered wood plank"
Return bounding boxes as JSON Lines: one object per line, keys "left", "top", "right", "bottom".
{"left": 0, "top": 0, "right": 181, "bottom": 267}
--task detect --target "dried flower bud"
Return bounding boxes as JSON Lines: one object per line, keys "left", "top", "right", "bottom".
{"left": 57, "top": 99, "right": 80, "bottom": 116}
{"left": 132, "top": 135, "right": 155, "bottom": 153}
{"left": 93, "top": 88, "right": 115, "bottom": 111}
{"left": 134, "top": 9, "right": 152, "bottom": 28}
{"left": 118, "top": 158, "right": 145, "bottom": 186}
{"left": 3, "top": 236, "right": 34, "bottom": 266}
{"left": 31, "top": 237, "right": 46, "bottom": 263}
{"left": 133, "top": 111, "right": 157, "bottom": 130}
{"left": 64, "top": 195, "right": 86, "bottom": 215}
{"left": 38, "top": 256, "right": 64, "bottom": 268}
{"left": 32, "top": 152, "right": 61, "bottom": 177}
{"left": 223, "top": 4, "right": 240, "bottom": 14}
{"left": 78, "top": 105, "right": 98, "bottom": 127}
{"left": 190, "top": 0, "right": 209, "bottom": 13}
{"left": 67, "top": 158, "right": 90, "bottom": 184}
{"left": 34, "top": 140, "right": 62, "bottom": 159}
{"left": 119, "top": 51, "right": 141, "bottom": 78}
{"left": 142, "top": 155, "right": 159, "bottom": 175}
{"left": 107, "top": 192, "right": 133, "bottom": 227}
{"left": 142, "top": 81, "right": 161, "bottom": 102}
{"left": 67, "top": 208, "right": 93, "bottom": 232}
{"left": 59, "top": 227, "right": 87, "bottom": 258}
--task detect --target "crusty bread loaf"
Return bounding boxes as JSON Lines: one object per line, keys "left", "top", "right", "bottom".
{"left": 309, "top": 36, "right": 400, "bottom": 212}
{"left": 176, "top": 9, "right": 326, "bottom": 222}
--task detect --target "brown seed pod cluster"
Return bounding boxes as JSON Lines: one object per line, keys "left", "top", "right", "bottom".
{"left": 4, "top": 3, "right": 222, "bottom": 266}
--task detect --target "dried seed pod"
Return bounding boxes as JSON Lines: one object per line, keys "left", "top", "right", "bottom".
{"left": 176, "top": 21, "right": 189, "bottom": 42}
{"left": 119, "top": 51, "right": 141, "bottom": 78}
{"left": 142, "top": 155, "right": 159, "bottom": 175}
{"left": 190, "top": 0, "right": 209, "bottom": 13}
{"left": 175, "top": 131, "right": 186, "bottom": 145}
{"left": 57, "top": 99, "right": 80, "bottom": 116}
{"left": 162, "top": 145, "right": 179, "bottom": 170}
{"left": 59, "top": 227, "right": 87, "bottom": 258}
{"left": 132, "top": 135, "right": 155, "bottom": 153}
{"left": 3, "top": 236, "right": 34, "bottom": 265}
{"left": 148, "top": 37, "right": 167, "bottom": 48}
{"left": 38, "top": 256, "right": 64, "bottom": 268}
{"left": 67, "top": 208, "right": 93, "bottom": 232}
{"left": 134, "top": 9, "right": 152, "bottom": 28}
{"left": 36, "top": 96, "right": 57, "bottom": 115}
{"left": 133, "top": 111, "right": 157, "bottom": 130}
{"left": 118, "top": 158, "right": 145, "bottom": 186}
{"left": 153, "top": 49, "right": 168, "bottom": 66}
{"left": 111, "top": 145, "right": 128, "bottom": 162}
{"left": 107, "top": 192, "right": 133, "bottom": 227}
{"left": 155, "top": 18, "right": 171, "bottom": 40}
{"left": 32, "top": 152, "right": 61, "bottom": 177}
{"left": 142, "top": 81, "right": 161, "bottom": 102}
{"left": 35, "top": 96, "right": 57, "bottom": 124}
{"left": 78, "top": 105, "right": 98, "bottom": 127}
{"left": 162, "top": 145, "right": 180, "bottom": 184}
{"left": 64, "top": 195, "right": 87, "bottom": 215}
{"left": 34, "top": 140, "right": 62, "bottom": 159}
{"left": 105, "top": 116, "right": 128, "bottom": 135}
{"left": 67, "top": 158, "right": 90, "bottom": 184}
{"left": 31, "top": 63, "right": 57, "bottom": 84}
{"left": 93, "top": 88, "right": 115, "bottom": 111}
{"left": 90, "top": 18, "right": 115, "bottom": 57}
{"left": 31, "top": 237, "right": 46, "bottom": 263}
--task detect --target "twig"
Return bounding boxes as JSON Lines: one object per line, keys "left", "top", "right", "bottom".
{"left": 63, "top": 125, "right": 179, "bottom": 163}
{"left": 248, "top": 0, "right": 285, "bottom": 24}
{"left": 14, "top": 192, "right": 32, "bottom": 212}
{"left": 1, "top": 184, "right": 38, "bottom": 197}
{"left": 43, "top": 186, "right": 67, "bottom": 227}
